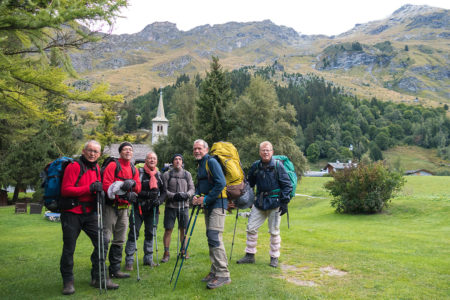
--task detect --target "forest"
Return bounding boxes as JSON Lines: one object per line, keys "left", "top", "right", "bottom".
{"left": 117, "top": 61, "right": 450, "bottom": 172}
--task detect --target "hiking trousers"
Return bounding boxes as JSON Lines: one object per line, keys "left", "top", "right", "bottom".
{"left": 60, "top": 211, "right": 106, "bottom": 283}
{"left": 245, "top": 206, "right": 281, "bottom": 258}
{"left": 125, "top": 206, "right": 159, "bottom": 265}
{"left": 205, "top": 208, "right": 230, "bottom": 278}
{"left": 103, "top": 205, "right": 129, "bottom": 274}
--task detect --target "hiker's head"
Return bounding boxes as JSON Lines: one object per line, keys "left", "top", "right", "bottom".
{"left": 259, "top": 141, "right": 273, "bottom": 163}
{"left": 119, "top": 141, "right": 133, "bottom": 161}
{"left": 172, "top": 154, "right": 183, "bottom": 169}
{"left": 193, "top": 139, "right": 208, "bottom": 160}
{"left": 145, "top": 151, "right": 158, "bottom": 170}
{"left": 82, "top": 140, "right": 101, "bottom": 163}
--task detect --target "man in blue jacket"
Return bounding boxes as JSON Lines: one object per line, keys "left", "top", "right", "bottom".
{"left": 236, "top": 141, "right": 292, "bottom": 268}
{"left": 192, "top": 139, "right": 231, "bottom": 289}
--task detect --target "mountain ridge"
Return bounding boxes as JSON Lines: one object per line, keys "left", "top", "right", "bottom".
{"left": 70, "top": 4, "right": 449, "bottom": 107}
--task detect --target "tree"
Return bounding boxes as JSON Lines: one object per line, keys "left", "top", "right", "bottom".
{"left": 0, "top": 0, "right": 125, "bottom": 155}
{"left": 306, "top": 143, "right": 320, "bottom": 162}
{"left": 125, "top": 104, "right": 138, "bottom": 133}
{"left": 369, "top": 142, "right": 383, "bottom": 161}
{"left": 196, "top": 56, "right": 233, "bottom": 145}
{"left": 228, "top": 76, "right": 307, "bottom": 174}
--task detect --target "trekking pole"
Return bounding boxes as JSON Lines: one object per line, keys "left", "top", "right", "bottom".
{"left": 172, "top": 205, "right": 201, "bottom": 291}
{"left": 229, "top": 208, "right": 239, "bottom": 261}
{"left": 153, "top": 206, "right": 160, "bottom": 267}
{"left": 287, "top": 209, "right": 290, "bottom": 229}
{"left": 177, "top": 200, "right": 180, "bottom": 255}
{"left": 96, "top": 191, "right": 107, "bottom": 292}
{"left": 131, "top": 200, "right": 140, "bottom": 281}
{"left": 170, "top": 204, "right": 196, "bottom": 284}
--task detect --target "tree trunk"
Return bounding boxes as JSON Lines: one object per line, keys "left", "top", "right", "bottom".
{"left": 12, "top": 181, "right": 21, "bottom": 202}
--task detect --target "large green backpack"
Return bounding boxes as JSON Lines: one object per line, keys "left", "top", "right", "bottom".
{"left": 273, "top": 155, "right": 297, "bottom": 199}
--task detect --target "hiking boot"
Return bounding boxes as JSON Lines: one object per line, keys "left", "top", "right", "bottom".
{"left": 236, "top": 253, "right": 255, "bottom": 264}
{"left": 160, "top": 251, "right": 170, "bottom": 263}
{"left": 201, "top": 272, "right": 215, "bottom": 282}
{"left": 62, "top": 281, "right": 75, "bottom": 295}
{"left": 90, "top": 278, "right": 119, "bottom": 290}
{"left": 125, "top": 263, "right": 133, "bottom": 271}
{"left": 269, "top": 257, "right": 279, "bottom": 268}
{"left": 206, "top": 277, "right": 231, "bottom": 289}
{"left": 144, "top": 260, "right": 158, "bottom": 267}
{"left": 110, "top": 270, "right": 130, "bottom": 279}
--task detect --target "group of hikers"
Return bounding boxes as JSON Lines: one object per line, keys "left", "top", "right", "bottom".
{"left": 59, "top": 139, "right": 292, "bottom": 295}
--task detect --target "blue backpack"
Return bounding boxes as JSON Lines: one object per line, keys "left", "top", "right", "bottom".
{"left": 41, "top": 157, "right": 86, "bottom": 212}
{"left": 273, "top": 155, "right": 297, "bottom": 199}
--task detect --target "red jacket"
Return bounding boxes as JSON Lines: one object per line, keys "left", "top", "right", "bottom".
{"left": 102, "top": 158, "right": 141, "bottom": 207}
{"left": 61, "top": 161, "right": 100, "bottom": 214}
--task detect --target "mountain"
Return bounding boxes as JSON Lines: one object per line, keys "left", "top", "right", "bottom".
{"left": 70, "top": 4, "right": 449, "bottom": 107}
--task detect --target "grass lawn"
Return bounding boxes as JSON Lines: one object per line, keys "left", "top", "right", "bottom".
{"left": 0, "top": 176, "right": 449, "bottom": 299}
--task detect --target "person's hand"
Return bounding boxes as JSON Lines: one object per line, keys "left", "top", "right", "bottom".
{"left": 127, "top": 192, "right": 138, "bottom": 204}
{"left": 192, "top": 195, "right": 204, "bottom": 207}
{"left": 121, "top": 179, "right": 136, "bottom": 192}
{"left": 174, "top": 192, "right": 189, "bottom": 202}
{"left": 89, "top": 181, "right": 103, "bottom": 194}
{"left": 227, "top": 200, "right": 236, "bottom": 213}
{"left": 173, "top": 193, "right": 182, "bottom": 202}
{"left": 278, "top": 202, "right": 288, "bottom": 216}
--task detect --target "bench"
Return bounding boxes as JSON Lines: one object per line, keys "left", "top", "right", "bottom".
{"left": 15, "top": 202, "right": 27, "bottom": 214}
{"left": 30, "top": 203, "right": 43, "bottom": 214}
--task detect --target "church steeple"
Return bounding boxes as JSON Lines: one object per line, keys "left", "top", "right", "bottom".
{"left": 151, "top": 88, "right": 169, "bottom": 145}
{"left": 153, "top": 89, "right": 168, "bottom": 122}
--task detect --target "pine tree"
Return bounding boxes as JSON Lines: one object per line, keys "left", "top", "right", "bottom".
{"left": 196, "top": 56, "right": 233, "bottom": 145}
{"left": 0, "top": 0, "right": 125, "bottom": 150}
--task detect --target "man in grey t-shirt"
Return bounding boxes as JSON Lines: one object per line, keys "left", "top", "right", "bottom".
{"left": 161, "top": 154, "right": 195, "bottom": 263}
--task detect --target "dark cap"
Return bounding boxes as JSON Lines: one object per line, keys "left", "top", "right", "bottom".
{"left": 172, "top": 153, "right": 183, "bottom": 162}
{"left": 118, "top": 142, "right": 133, "bottom": 153}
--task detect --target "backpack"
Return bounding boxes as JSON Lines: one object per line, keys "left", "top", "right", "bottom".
{"left": 273, "top": 155, "right": 297, "bottom": 199}
{"left": 41, "top": 157, "right": 86, "bottom": 212}
{"left": 206, "top": 141, "right": 245, "bottom": 201}
{"left": 100, "top": 157, "right": 136, "bottom": 181}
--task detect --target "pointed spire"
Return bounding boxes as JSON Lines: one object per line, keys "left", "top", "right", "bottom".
{"left": 152, "top": 87, "right": 168, "bottom": 122}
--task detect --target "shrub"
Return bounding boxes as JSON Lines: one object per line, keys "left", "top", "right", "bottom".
{"left": 324, "top": 162, "right": 405, "bottom": 214}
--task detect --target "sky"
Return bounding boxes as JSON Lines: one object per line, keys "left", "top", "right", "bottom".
{"left": 106, "top": 0, "right": 449, "bottom": 36}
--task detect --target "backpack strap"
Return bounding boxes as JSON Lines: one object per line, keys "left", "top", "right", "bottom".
{"left": 168, "top": 169, "right": 188, "bottom": 184}
{"left": 114, "top": 158, "right": 136, "bottom": 181}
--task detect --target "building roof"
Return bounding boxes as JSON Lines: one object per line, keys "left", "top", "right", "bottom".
{"left": 404, "top": 169, "right": 433, "bottom": 175}
{"left": 103, "top": 143, "right": 152, "bottom": 163}
{"left": 152, "top": 89, "right": 168, "bottom": 122}
{"left": 324, "top": 161, "right": 357, "bottom": 170}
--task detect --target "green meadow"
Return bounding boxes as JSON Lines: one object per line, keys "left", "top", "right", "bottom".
{"left": 0, "top": 176, "right": 448, "bottom": 299}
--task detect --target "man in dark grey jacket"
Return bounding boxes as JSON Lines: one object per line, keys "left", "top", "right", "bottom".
{"left": 236, "top": 141, "right": 292, "bottom": 268}
{"left": 160, "top": 154, "right": 195, "bottom": 263}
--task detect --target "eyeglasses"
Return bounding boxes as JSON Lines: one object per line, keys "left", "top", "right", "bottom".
{"left": 85, "top": 149, "right": 100, "bottom": 154}
{"left": 260, "top": 149, "right": 273, "bottom": 153}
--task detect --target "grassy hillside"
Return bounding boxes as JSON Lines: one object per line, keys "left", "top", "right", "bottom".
{"left": 383, "top": 145, "right": 450, "bottom": 174}
{"left": 1, "top": 176, "right": 448, "bottom": 299}
{"left": 309, "top": 146, "right": 450, "bottom": 175}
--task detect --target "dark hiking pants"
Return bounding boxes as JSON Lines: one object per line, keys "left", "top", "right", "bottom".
{"left": 60, "top": 211, "right": 106, "bottom": 283}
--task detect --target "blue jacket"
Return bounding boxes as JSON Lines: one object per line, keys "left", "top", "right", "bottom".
{"left": 195, "top": 154, "right": 227, "bottom": 210}
{"left": 247, "top": 157, "right": 293, "bottom": 210}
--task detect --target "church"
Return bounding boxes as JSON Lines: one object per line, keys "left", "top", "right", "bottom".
{"left": 103, "top": 88, "right": 168, "bottom": 163}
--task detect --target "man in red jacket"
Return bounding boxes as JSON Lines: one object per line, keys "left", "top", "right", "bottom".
{"left": 60, "top": 140, "right": 118, "bottom": 295}
{"left": 102, "top": 142, "right": 141, "bottom": 279}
